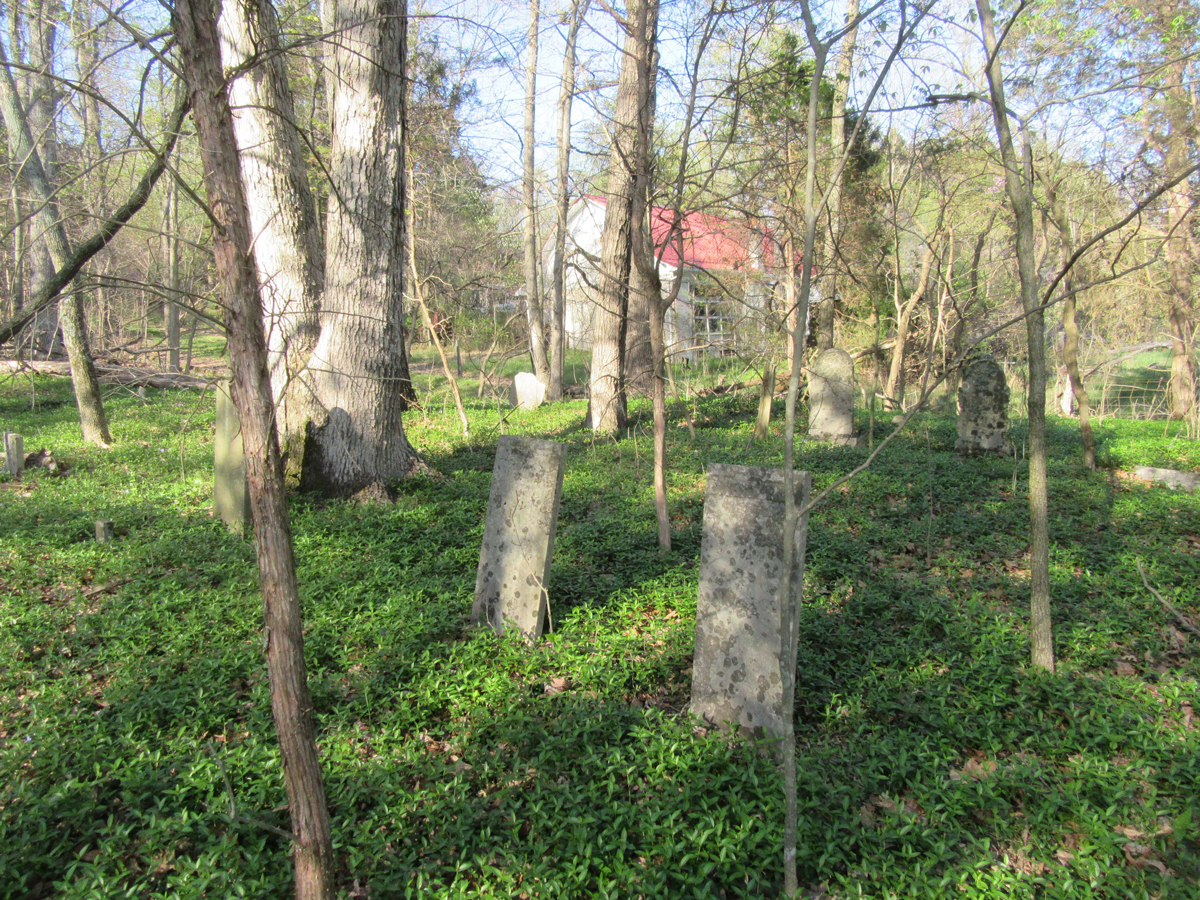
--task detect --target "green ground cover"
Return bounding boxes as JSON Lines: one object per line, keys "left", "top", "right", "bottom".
{"left": 0, "top": 373, "right": 1197, "bottom": 898}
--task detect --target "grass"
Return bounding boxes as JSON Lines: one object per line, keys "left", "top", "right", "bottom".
{"left": 0, "top": 371, "right": 1197, "bottom": 899}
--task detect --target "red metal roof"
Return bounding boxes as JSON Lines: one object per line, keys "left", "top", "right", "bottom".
{"left": 583, "top": 195, "right": 775, "bottom": 272}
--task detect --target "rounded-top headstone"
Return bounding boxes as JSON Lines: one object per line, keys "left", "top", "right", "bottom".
{"left": 510, "top": 372, "right": 547, "bottom": 410}
{"left": 955, "top": 354, "right": 1013, "bottom": 456}
{"left": 808, "top": 348, "right": 858, "bottom": 446}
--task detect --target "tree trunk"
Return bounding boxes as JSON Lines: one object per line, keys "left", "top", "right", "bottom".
{"left": 591, "top": 0, "right": 658, "bottom": 432}
{"left": 817, "top": 0, "right": 859, "bottom": 353}
{"left": 522, "top": 0, "right": 551, "bottom": 385}
{"left": 162, "top": 175, "right": 181, "bottom": 373}
{"left": 978, "top": 0, "right": 1054, "bottom": 673}
{"left": 172, "top": 2, "right": 335, "bottom": 898}
{"left": 220, "top": 0, "right": 327, "bottom": 467}
{"left": 884, "top": 241, "right": 935, "bottom": 409}
{"left": 548, "top": 0, "right": 587, "bottom": 401}
{"left": 304, "top": 0, "right": 418, "bottom": 496}
{"left": 0, "top": 28, "right": 110, "bottom": 444}
{"left": 1162, "top": 58, "right": 1198, "bottom": 420}
{"left": 1045, "top": 182, "right": 1095, "bottom": 467}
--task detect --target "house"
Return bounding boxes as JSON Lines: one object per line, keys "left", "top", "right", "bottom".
{"left": 543, "top": 195, "right": 789, "bottom": 360}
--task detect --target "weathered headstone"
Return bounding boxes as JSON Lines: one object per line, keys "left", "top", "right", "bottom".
{"left": 3, "top": 433, "right": 23, "bottom": 475}
{"left": 473, "top": 435, "right": 567, "bottom": 639}
{"left": 509, "top": 371, "right": 547, "bottom": 410}
{"left": 808, "top": 349, "right": 858, "bottom": 446}
{"left": 95, "top": 520, "right": 115, "bottom": 543}
{"left": 955, "top": 354, "right": 1013, "bottom": 456}
{"left": 690, "top": 463, "right": 811, "bottom": 746}
{"left": 213, "top": 381, "right": 251, "bottom": 534}
{"left": 1133, "top": 466, "right": 1199, "bottom": 493}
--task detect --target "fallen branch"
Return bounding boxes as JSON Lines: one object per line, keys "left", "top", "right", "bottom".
{"left": 1137, "top": 560, "right": 1200, "bottom": 638}
{"left": 0, "top": 359, "right": 216, "bottom": 390}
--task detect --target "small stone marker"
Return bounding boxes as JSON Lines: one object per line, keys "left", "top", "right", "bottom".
{"left": 213, "top": 381, "right": 251, "bottom": 534}
{"left": 690, "top": 463, "right": 811, "bottom": 746}
{"left": 808, "top": 349, "right": 858, "bottom": 446}
{"left": 955, "top": 354, "right": 1013, "bottom": 456}
{"left": 3, "top": 433, "right": 23, "bottom": 475}
{"left": 509, "top": 371, "right": 547, "bottom": 410}
{"left": 1133, "top": 466, "right": 1199, "bottom": 493}
{"left": 472, "top": 435, "right": 567, "bottom": 639}
{"left": 95, "top": 520, "right": 115, "bottom": 543}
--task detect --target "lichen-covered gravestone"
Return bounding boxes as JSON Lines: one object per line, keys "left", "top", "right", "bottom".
{"left": 213, "top": 381, "right": 251, "bottom": 534}
{"left": 472, "top": 435, "right": 567, "bottom": 639}
{"left": 808, "top": 348, "right": 858, "bottom": 446}
{"left": 690, "top": 463, "right": 811, "bottom": 745}
{"left": 509, "top": 372, "right": 547, "bottom": 410}
{"left": 955, "top": 354, "right": 1014, "bottom": 456}
{"left": 3, "top": 433, "right": 23, "bottom": 475}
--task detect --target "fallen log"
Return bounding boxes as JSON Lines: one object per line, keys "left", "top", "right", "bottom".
{"left": 0, "top": 359, "right": 217, "bottom": 390}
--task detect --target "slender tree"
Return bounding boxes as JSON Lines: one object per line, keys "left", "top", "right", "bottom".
{"left": 977, "top": 0, "right": 1055, "bottom": 672}
{"left": 523, "top": 0, "right": 552, "bottom": 385}
{"left": 173, "top": 0, "right": 335, "bottom": 896}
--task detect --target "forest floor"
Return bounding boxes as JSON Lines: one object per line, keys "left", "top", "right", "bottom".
{"left": 0, "top": 365, "right": 1197, "bottom": 899}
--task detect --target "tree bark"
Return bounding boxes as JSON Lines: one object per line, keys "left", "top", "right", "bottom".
{"left": 884, "top": 240, "right": 935, "bottom": 409}
{"left": 1044, "top": 181, "right": 1095, "bottom": 467}
{"left": 548, "top": 0, "right": 587, "bottom": 401}
{"left": 817, "top": 0, "right": 859, "bottom": 353}
{"left": 1161, "top": 56, "right": 1198, "bottom": 420}
{"left": 0, "top": 29, "right": 110, "bottom": 444}
{"left": 304, "top": 0, "right": 418, "bottom": 496}
{"left": 978, "top": 0, "right": 1054, "bottom": 673}
{"left": 522, "top": 0, "right": 551, "bottom": 385}
{"left": 173, "top": 2, "right": 335, "bottom": 896}
{"left": 220, "top": 0, "right": 327, "bottom": 466}
{"left": 591, "top": 0, "right": 658, "bottom": 432}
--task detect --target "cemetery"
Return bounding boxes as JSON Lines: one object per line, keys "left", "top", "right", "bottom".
{"left": 1, "top": 355, "right": 1197, "bottom": 898}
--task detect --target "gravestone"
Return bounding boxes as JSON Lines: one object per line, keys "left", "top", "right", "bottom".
{"left": 509, "top": 371, "right": 547, "bottom": 410}
{"left": 213, "top": 381, "right": 251, "bottom": 534}
{"left": 472, "top": 435, "right": 567, "bottom": 639}
{"left": 690, "top": 463, "right": 811, "bottom": 746}
{"left": 955, "top": 354, "right": 1013, "bottom": 456}
{"left": 808, "top": 349, "right": 858, "bottom": 446}
{"left": 3, "top": 433, "right": 23, "bottom": 475}
{"left": 1133, "top": 466, "right": 1199, "bottom": 493}
{"left": 95, "top": 520, "right": 115, "bottom": 543}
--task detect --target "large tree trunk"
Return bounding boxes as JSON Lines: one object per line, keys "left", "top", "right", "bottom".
{"left": 816, "top": 0, "right": 859, "bottom": 353}
{"left": 172, "top": 3, "right": 335, "bottom": 898}
{"left": 591, "top": 0, "right": 658, "bottom": 432}
{"left": 978, "top": 0, "right": 1054, "bottom": 673}
{"left": 522, "top": 0, "right": 551, "bottom": 385}
{"left": 23, "top": 0, "right": 59, "bottom": 360}
{"left": 304, "top": 0, "right": 418, "bottom": 496}
{"left": 0, "top": 23, "right": 110, "bottom": 445}
{"left": 220, "top": 0, "right": 327, "bottom": 468}
{"left": 548, "top": 0, "right": 587, "bottom": 401}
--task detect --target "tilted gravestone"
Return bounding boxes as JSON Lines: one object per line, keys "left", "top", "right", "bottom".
{"left": 472, "top": 435, "right": 567, "bottom": 639}
{"left": 808, "top": 348, "right": 858, "bottom": 446}
{"left": 690, "top": 463, "right": 811, "bottom": 746}
{"left": 3, "top": 433, "right": 23, "bottom": 475}
{"left": 955, "top": 354, "right": 1013, "bottom": 456}
{"left": 213, "top": 381, "right": 251, "bottom": 534}
{"left": 510, "top": 372, "right": 547, "bottom": 410}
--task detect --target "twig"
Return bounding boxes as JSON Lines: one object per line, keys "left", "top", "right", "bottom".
{"left": 205, "top": 741, "right": 299, "bottom": 843}
{"left": 1137, "top": 560, "right": 1200, "bottom": 638}
{"left": 81, "top": 577, "right": 132, "bottom": 599}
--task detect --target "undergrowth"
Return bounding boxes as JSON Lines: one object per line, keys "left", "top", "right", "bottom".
{"left": 0, "top": 375, "right": 1197, "bottom": 898}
